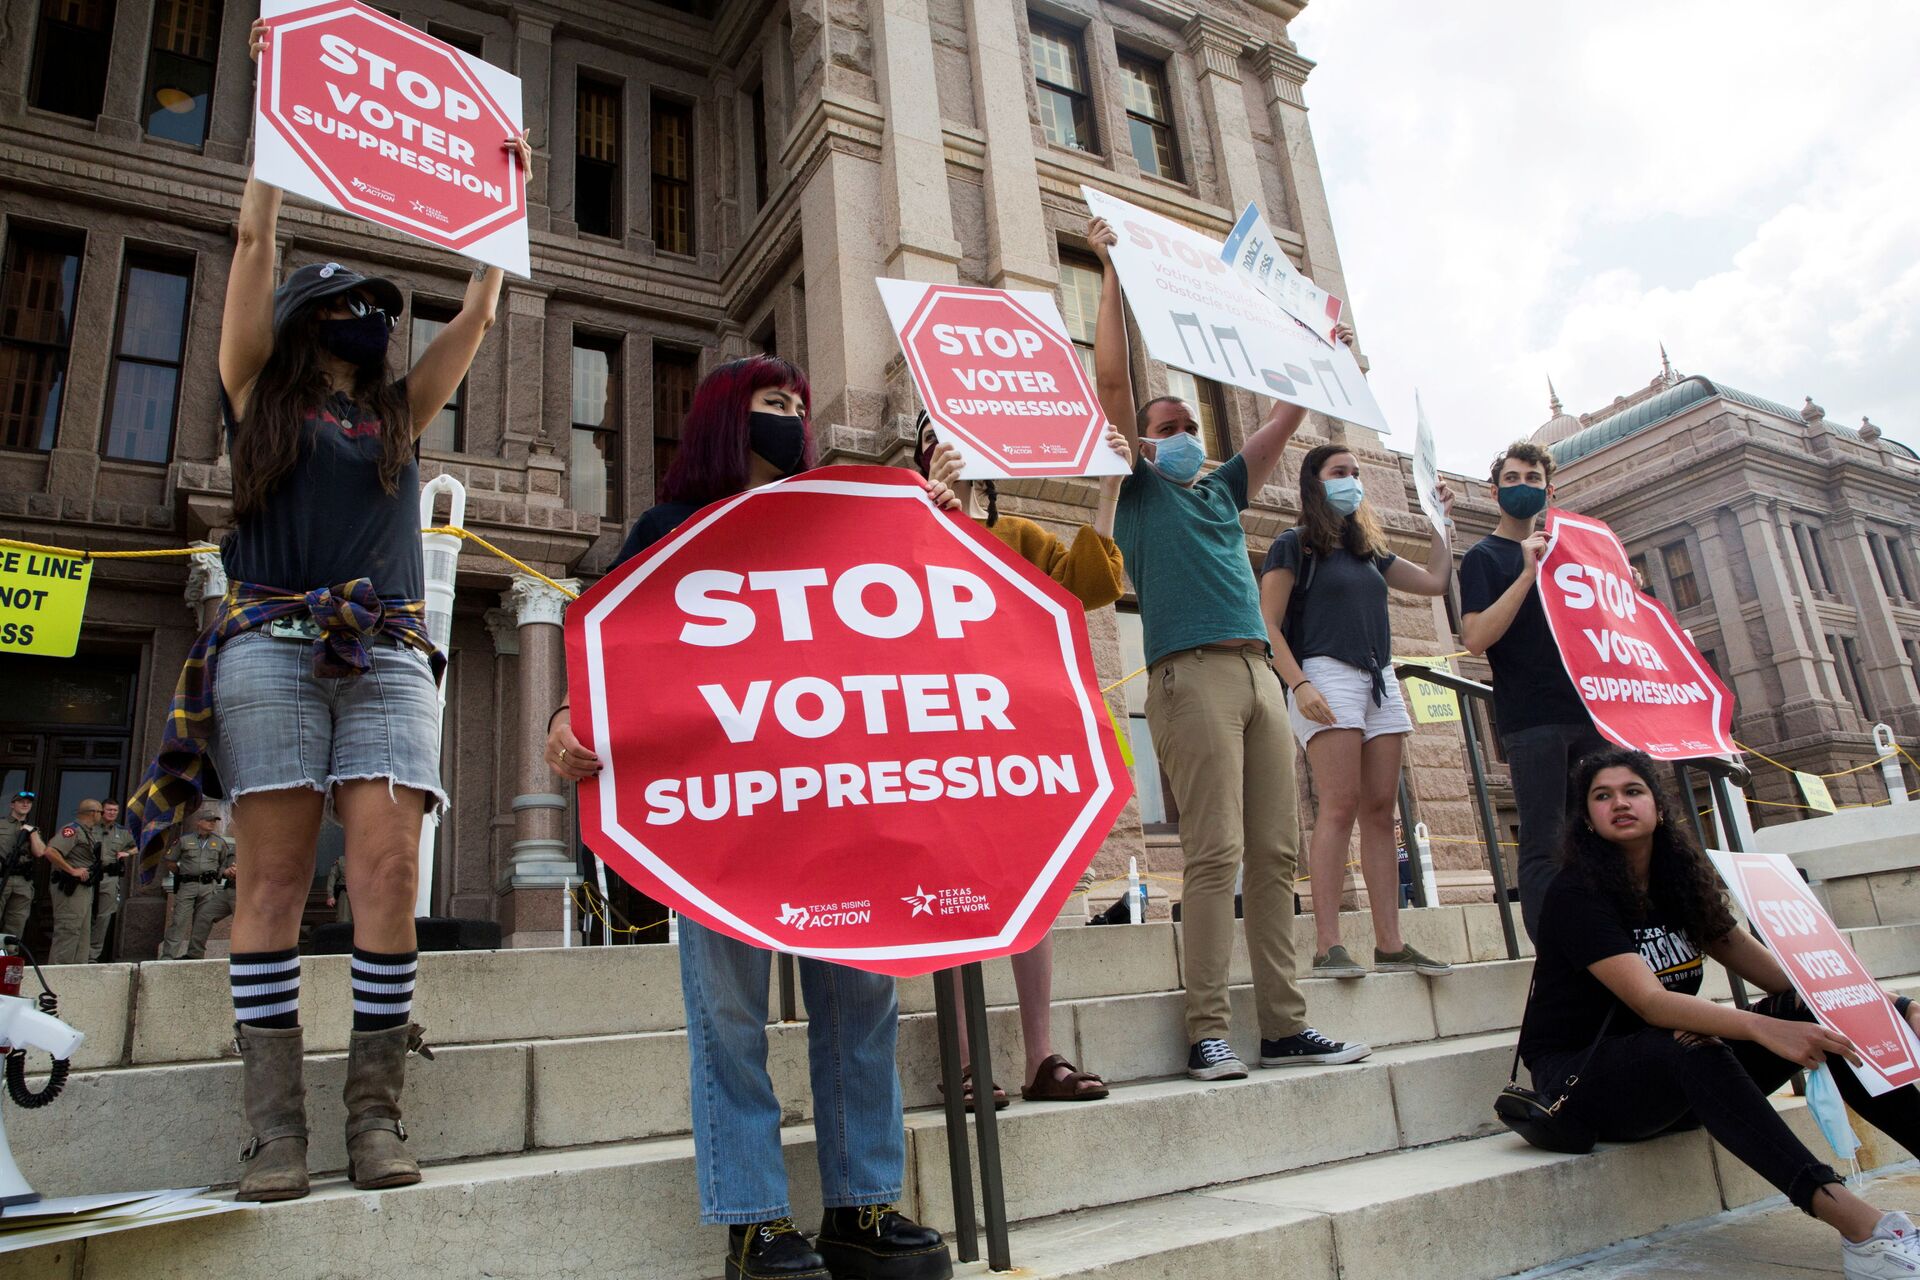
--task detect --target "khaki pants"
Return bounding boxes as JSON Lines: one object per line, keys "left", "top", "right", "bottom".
{"left": 48, "top": 881, "right": 95, "bottom": 964}
{"left": 164, "top": 884, "right": 234, "bottom": 959}
{"left": 1146, "top": 647, "right": 1306, "bottom": 1042}
{"left": 90, "top": 873, "right": 124, "bottom": 961}
{"left": 0, "top": 878, "right": 32, "bottom": 937}
{"left": 335, "top": 893, "right": 353, "bottom": 925}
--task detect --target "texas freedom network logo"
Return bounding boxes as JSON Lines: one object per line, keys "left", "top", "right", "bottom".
{"left": 902, "top": 885, "right": 991, "bottom": 919}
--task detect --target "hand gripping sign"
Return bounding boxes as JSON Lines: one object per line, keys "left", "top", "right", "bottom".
{"left": 566, "top": 467, "right": 1133, "bottom": 977}
{"left": 1081, "top": 185, "right": 1388, "bottom": 435}
{"left": 878, "top": 280, "right": 1128, "bottom": 481}
{"left": 1538, "top": 510, "right": 1734, "bottom": 760}
{"left": 255, "top": 0, "right": 530, "bottom": 275}
{"left": 1708, "top": 848, "right": 1920, "bottom": 1096}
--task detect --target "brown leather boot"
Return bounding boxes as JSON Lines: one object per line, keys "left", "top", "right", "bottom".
{"left": 344, "top": 1022, "right": 430, "bottom": 1190}
{"left": 233, "top": 1023, "right": 310, "bottom": 1202}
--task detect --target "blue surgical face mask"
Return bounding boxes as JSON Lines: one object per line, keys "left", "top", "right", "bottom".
{"left": 1806, "top": 1063, "right": 1861, "bottom": 1163}
{"left": 1324, "top": 476, "right": 1365, "bottom": 516}
{"left": 1497, "top": 483, "right": 1548, "bottom": 519}
{"left": 1150, "top": 431, "right": 1206, "bottom": 483}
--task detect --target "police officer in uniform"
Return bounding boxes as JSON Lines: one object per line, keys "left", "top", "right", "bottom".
{"left": 162, "top": 810, "right": 238, "bottom": 960}
{"left": 46, "top": 799, "right": 104, "bottom": 964}
{"left": 324, "top": 856, "right": 352, "bottom": 925}
{"left": 1, "top": 790, "right": 50, "bottom": 938}
{"left": 89, "top": 800, "right": 137, "bottom": 961}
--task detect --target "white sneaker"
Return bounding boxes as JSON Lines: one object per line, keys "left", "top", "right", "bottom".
{"left": 1843, "top": 1211, "right": 1920, "bottom": 1278}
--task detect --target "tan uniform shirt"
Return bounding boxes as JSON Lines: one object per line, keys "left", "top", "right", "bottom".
{"left": 173, "top": 834, "right": 236, "bottom": 881}
{"left": 97, "top": 824, "right": 136, "bottom": 862}
{"left": 47, "top": 822, "right": 100, "bottom": 873}
{"left": 0, "top": 817, "right": 33, "bottom": 873}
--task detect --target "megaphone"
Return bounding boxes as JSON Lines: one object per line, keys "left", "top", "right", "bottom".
{"left": 0, "top": 934, "right": 84, "bottom": 1207}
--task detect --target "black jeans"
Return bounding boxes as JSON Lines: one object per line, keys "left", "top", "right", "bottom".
{"left": 1501, "top": 720, "right": 1610, "bottom": 942}
{"left": 1532, "top": 994, "right": 1920, "bottom": 1214}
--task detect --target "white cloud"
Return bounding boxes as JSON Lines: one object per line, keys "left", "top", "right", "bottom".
{"left": 1289, "top": 0, "right": 1920, "bottom": 473}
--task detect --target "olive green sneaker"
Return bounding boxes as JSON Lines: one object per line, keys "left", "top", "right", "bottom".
{"left": 1311, "top": 944, "right": 1367, "bottom": 979}
{"left": 1374, "top": 944, "right": 1453, "bottom": 976}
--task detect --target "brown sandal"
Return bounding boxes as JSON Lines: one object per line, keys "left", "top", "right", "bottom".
{"left": 937, "top": 1068, "right": 1009, "bottom": 1112}
{"left": 1021, "top": 1054, "right": 1109, "bottom": 1102}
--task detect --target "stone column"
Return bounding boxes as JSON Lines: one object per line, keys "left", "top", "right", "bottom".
{"left": 965, "top": 0, "right": 1054, "bottom": 290}
{"left": 1182, "top": 15, "right": 1263, "bottom": 217}
{"left": 1255, "top": 42, "right": 1354, "bottom": 310}
{"left": 497, "top": 573, "right": 581, "bottom": 948}
{"left": 185, "top": 551, "right": 228, "bottom": 630}
{"left": 872, "top": 0, "right": 963, "bottom": 281}
{"left": 1736, "top": 499, "right": 1837, "bottom": 738}
{"left": 511, "top": 15, "right": 555, "bottom": 229}
{"left": 1827, "top": 512, "right": 1908, "bottom": 719}
{"left": 97, "top": 0, "right": 156, "bottom": 144}
{"left": 798, "top": 148, "right": 891, "bottom": 437}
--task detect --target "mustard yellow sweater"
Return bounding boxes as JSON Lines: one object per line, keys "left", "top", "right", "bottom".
{"left": 988, "top": 515, "right": 1126, "bottom": 611}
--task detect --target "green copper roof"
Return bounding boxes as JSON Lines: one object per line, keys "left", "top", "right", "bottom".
{"left": 1550, "top": 375, "right": 1915, "bottom": 465}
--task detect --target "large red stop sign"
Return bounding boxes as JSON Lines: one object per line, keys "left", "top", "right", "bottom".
{"left": 257, "top": 0, "right": 525, "bottom": 259}
{"left": 901, "top": 286, "right": 1108, "bottom": 475}
{"left": 566, "top": 468, "right": 1133, "bottom": 977}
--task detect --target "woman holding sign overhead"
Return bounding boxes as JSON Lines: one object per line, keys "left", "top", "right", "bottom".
{"left": 1518, "top": 748, "right": 1920, "bottom": 1277}
{"left": 1261, "top": 443, "right": 1455, "bottom": 981}
{"left": 546, "top": 357, "right": 957, "bottom": 1280}
{"left": 919, "top": 412, "right": 1128, "bottom": 1108}
{"left": 125, "top": 16, "right": 528, "bottom": 1204}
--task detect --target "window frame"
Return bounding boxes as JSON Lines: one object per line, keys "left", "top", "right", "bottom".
{"left": 99, "top": 248, "right": 195, "bottom": 465}
{"left": 0, "top": 226, "right": 87, "bottom": 455}
{"left": 29, "top": 0, "right": 117, "bottom": 122}
{"left": 1027, "top": 14, "right": 1099, "bottom": 155}
{"left": 426, "top": 22, "right": 484, "bottom": 57}
{"left": 408, "top": 300, "right": 466, "bottom": 453}
{"left": 1839, "top": 634, "right": 1874, "bottom": 720}
{"left": 1116, "top": 48, "right": 1182, "bottom": 181}
{"left": 1660, "top": 538, "right": 1701, "bottom": 611}
{"left": 1056, "top": 249, "right": 1103, "bottom": 383}
{"left": 651, "top": 343, "right": 700, "bottom": 502}
{"left": 650, "top": 94, "right": 696, "bottom": 257}
{"left": 574, "top": 75, "right": 623, "bottom": 240}
{"left": 569, "top": 332, "right": 622, "bottom": 522}
{"left": 748, "top": 81, "right": 770, "bottom": 211}
{"left": 143, "top": 0, "right": 223, "bottom": 148}
{"left": 1162, "top": 367, "right": 1230, "bottom": 459}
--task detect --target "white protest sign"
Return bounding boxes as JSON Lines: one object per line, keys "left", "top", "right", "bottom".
{"left": 1412, "top": 392, "right": 1449, "bottom": 545}
{"left": 1220, "top": 202, "right": 1342, "bottom": 346}
{"left": 877, "top": 279, "right": 1128, "bottom": 481}
{"left": 1082, "top": 186, "right": 1388, "bottom": 435}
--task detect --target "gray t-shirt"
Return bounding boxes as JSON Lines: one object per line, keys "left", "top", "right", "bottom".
{"left": 1262, "top": 528, "right": 1396, "bottom": 679}
{"left": 1114, "top": 455, "right": 1266, "bottom": 668}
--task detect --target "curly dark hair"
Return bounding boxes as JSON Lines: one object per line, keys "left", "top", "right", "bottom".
{"left": 1560, "top": 747, "right": 1736, "bottom": 948}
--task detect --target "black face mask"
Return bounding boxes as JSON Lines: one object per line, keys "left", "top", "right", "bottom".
{"left": 748, "top": 411, "right": 807, "bottom": 475}
{"left": 318, "top": 314, "right": 393, "bottom": 368}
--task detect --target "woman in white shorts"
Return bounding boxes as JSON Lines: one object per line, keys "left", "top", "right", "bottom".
{"left": 1260, "top": 443, "right": 1455, "bottom": 979}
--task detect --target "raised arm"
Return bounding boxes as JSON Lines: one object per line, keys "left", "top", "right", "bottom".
{"left": 405, "top": 263, "right": 504, "bottom": 438}
{"left": 220, "top": 174, "right": 283, "bottom": 412}
{"left": 1091, "top": 424, "right": 1130, "bottom": 537}
{"left": 1460, "top": 531, "right": 1546, "bottom": 655}
{"left": 1086, "top": 218, "right": 1138, "bottom": 454}
{"left": 1384, "top": 482, "right": 1455, "bottom": 596}
{"left": 1243, "top": 322, "right": 1354, "bottom": 492}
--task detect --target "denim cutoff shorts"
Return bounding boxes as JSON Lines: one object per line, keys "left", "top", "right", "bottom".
{"left": 210, "top": 628, "right": 447, "bottom": 814}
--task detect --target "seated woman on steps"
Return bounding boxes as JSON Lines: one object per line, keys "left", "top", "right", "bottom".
{"left": 1520, "top": 747, "right": 1920, "bottom": 1280}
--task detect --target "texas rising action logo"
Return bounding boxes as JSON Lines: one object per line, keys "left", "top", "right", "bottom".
{"left": 777, "top": 899, "right": 874, "bottom": 931}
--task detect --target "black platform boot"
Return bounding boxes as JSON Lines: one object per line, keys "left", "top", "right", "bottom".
{"left": 815, "top": 1204, "right": 953, "bottom": 1280}
{"left": 726, "top": 1218, "right": 830, "bottom": 1280}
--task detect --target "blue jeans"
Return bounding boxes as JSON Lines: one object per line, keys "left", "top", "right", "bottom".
{"left": 679, "top": 919, "right": 905, "bottom": 1224}
{"left": 1502, "top": 720, "right": 1609, "bottom": 942}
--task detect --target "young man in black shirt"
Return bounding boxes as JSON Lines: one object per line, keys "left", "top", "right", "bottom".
{"left": 1458, "top": 441, "right": 1606, "bottom": 942}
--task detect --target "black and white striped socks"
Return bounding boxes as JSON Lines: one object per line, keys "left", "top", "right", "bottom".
{"left": 351, "top": 948, "right": 417, "bottom": 1032}
{"left": 230, "top": 949, "right": 301, "bottom": 1030}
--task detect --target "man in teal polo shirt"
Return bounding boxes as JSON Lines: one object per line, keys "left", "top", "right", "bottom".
{"left": 1089, "top": 216, "right": 1370, "bottom": 1081}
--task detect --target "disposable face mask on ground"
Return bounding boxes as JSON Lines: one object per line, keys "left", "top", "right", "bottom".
{"left": 1324, "top": 476, "right": 1365, "bottom": 515}
{"left": 1150, "top": 432, "right": 1206, "bottom": 483}
{"left": 1497, "top": 483, "right": 1548, "bottom": 519}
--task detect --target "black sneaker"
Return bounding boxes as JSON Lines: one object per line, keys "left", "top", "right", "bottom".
{"left": 1259, "top": 1027, "right": 1372, "bottom": 1067}
{"left": 1186, "top": 1037, "right": 1249, "bottom": 1081}
{"left": 727, "top": 1218, "right": 830, "bottom": 1280}
{"left": 815, "top": 1204, "right": 953, "bottom": 1280}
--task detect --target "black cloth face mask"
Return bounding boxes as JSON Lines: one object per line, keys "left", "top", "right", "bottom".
{"left": 748, "top": 411, "right": 807, "bottom": 475}
{"left": 318, "top": 314, "right": 393, "bottom": 369}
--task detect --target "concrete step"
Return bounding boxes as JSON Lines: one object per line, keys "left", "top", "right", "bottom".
{"left": 4, "top": 1071, "right": 1889, "bottom": 1280}
{"left": 50, "top": 904, "right": 1527, "bottom": 1070}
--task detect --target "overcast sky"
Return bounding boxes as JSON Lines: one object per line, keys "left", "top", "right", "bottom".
{"left": 1288, "top": 1, "right": 1920, "bottom": 476}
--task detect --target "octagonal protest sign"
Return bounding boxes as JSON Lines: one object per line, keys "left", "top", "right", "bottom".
{"left": 878, "top": 279, "right": 1128, "bottom": 481}
{"left": 566, "top": 466, "right": 1133, "bottom": 976}
{"left": 1538, "top": 510, "right": 1734, "bottom": 760}
{"left": 255, "top": 0, "right": 529, "bottom": 275}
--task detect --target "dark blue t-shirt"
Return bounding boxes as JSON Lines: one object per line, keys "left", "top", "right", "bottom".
{"left": 1458, "top": 533, "right": 1590, "bottom": 737}
{"left": 1262, "top": 528, "right": 1396, "bottom": 675}
{"left": 612, "top": 502, "right": 703, "bottom": 570}
{"left": 220, "top": 389, "right": 423, "bottom": 601}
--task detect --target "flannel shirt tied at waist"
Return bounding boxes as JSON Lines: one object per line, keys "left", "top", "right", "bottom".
{"left": 127, "top": 579, "right": 445, "bottom": 870}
